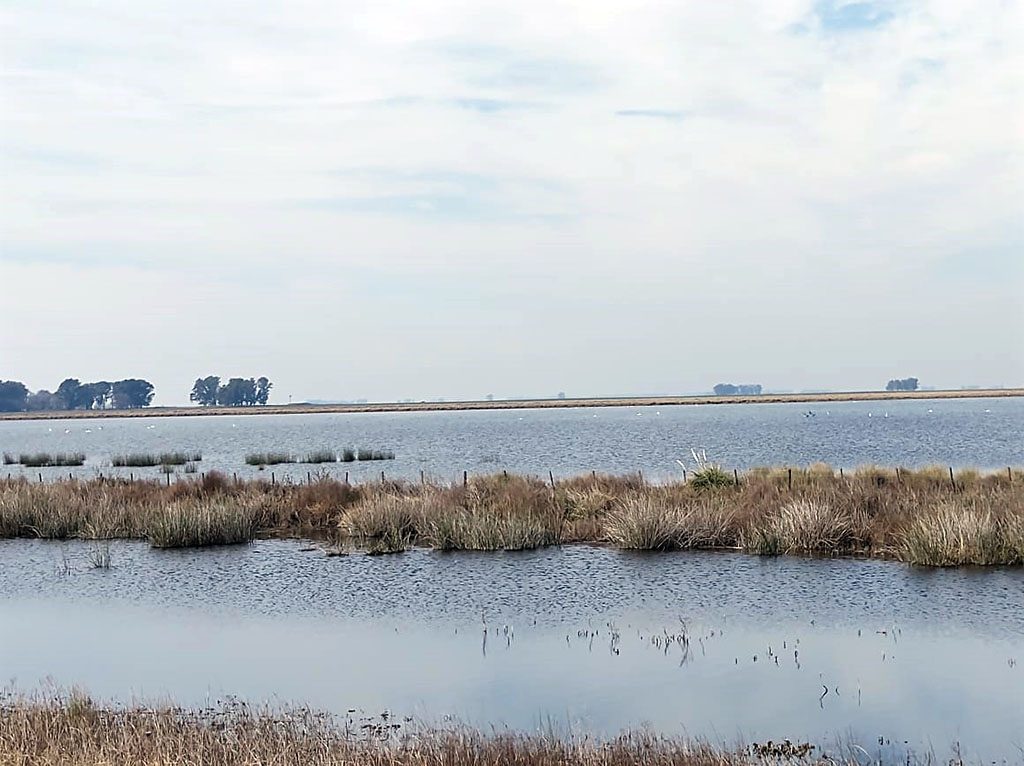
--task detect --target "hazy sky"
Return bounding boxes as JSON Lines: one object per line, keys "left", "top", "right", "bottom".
{"left": 2, "top": 0, "right": 1022, "bottom": 405}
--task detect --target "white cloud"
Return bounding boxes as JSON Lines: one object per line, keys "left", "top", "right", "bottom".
{"left": 1, "top": 0, "right": 1021, "bottom": 402}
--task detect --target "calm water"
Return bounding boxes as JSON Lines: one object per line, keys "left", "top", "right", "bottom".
{"left": 1, "top": 540, "right": 1022, "bottom": 761}
{"left": 0, "top": 396, "right": 1021, "bottom": 483}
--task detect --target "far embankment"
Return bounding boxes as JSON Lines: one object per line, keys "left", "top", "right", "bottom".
{"left": 0, "top": 387, "right": 1021, "bottom": 422}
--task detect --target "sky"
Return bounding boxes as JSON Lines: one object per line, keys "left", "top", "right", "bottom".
{"left": 1, "top": 0, "right": 1022, "bottom": 405}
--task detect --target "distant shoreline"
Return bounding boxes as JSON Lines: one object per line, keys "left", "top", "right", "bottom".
{"left": 0, "top": 387, "right": 1020, "bottom": 422}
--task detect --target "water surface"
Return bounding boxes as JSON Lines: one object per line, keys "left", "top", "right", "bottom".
{"left": 1, "top": 540, "right": 1021, "bottom": 762}
{"left": 0, "top": 396, "right": 1021, "bottom": 483}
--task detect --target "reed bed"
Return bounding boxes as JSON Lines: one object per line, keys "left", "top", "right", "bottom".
{"left": 0, "top": 467, "right": 1022, "bottom": 564}
{"left": 12, "top": 452, "right": 86, "bottom": 467}
{"left": 245, "top": 452, "right": 295, "bottom": 466}
{"left": 0, "top": 691, "right": 871, "bottom": 766}
{"left": 112, "top": 451, "right": 201, "bottom": 467}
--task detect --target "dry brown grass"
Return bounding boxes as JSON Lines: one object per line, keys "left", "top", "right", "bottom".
{"left": 1, "top": 467, "right": 1022, "bottom": 563}
{"left": 0, "top": 691, "right": 874, "bottom": 766}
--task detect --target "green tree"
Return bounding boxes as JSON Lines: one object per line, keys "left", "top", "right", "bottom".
{"left": 217, "top": 377, "right": 257, "bottom": 406}
{"left": 111, "top": 379, "right": 155, "bottom": 409}
{"left": 25, "top": 389, "right": 58, "bottom": 411}
{"left": 190, "top": 376, "right": 220, "bottom": 406}
{"left": 55, "top": 378, "right": 90, "bottom": 410}
{"left": 0, "top": 380, "right": 29, "bottom": 412}
{"left": 255, "top": 376, "right": 272, "bottom": 405}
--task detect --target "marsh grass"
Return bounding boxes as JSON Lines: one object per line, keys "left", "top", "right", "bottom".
{"left": 148, "top": 497, "right": 265, "bottom": 548}
{"left": 0, "top": 691, "right": 870, "bottom": 766}
{"left": 17, "top": 453, "right": 85, "bottom": 467}
{"left": 245, "top": 452, "right": 295, "bottom": 466}
{"left": 302, "top": 450, "right": 337, "bottom": 464}
{"left": 0, "top": 466, "right": 1021, "bottom": 562}
{"left": 340, "top": 448, "right": 356, "bottom": 462}
{"left": 2, "top": 453, "right": 15, "bottom": 465}
{"left": 357, "top": 448, "right": 395, "bottom": 461}
{"left": 113, "top": 451, "right": 201, "bottom": 467}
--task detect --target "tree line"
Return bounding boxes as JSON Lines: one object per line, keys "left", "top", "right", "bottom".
{"left": 0, "top": 378, "right": 155, "bottom": 413}
{"left": 713, "top": 383, "right": 763, "bottom": 396}
{"left": 886, "top": 377, "right": 919, "bottom": 391}
{"left": 190, "top": 376, "right": 272, "bottom": 407}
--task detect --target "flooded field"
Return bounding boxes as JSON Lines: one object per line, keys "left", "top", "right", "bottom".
{"left": 1, "top": 540, "right": 1021, "bottom": 761}
{"left": 0, "top": 396, "right": 1022, "bottom": 484}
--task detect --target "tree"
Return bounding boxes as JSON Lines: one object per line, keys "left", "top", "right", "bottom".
{"left": 82, "top": 381, "right": 112, "bottom": 409}
{"left": 111, "top": 379, "right": 155, "bottom": 409}
{"left": 190, "top": 376, "right": 220, "bottom": 406}
{"left": 255, "top": 376, "right": 272, "bottom": 405}
{"left": 55, "top": 378, "right": 90, "bottom": 410}
{"left": 217, "top": 377, "right": 257, "bottom": 406}
{"left": 886, "top": 377, "right": 919, "bottom": 392}
{"left": 713, "top": 383, "right": 738, "bottom": 395}
{"left": 0, "top": 380, "right": 29, "bottom": 412}
{"left": 25, "top": 389, "right": 58, "bottom": 411}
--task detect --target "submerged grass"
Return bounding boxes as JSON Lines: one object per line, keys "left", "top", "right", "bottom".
{"left": 0, "top": 691, "right": 885, "bottom": 766}
{"left": 0, "top": 467, "right": 1021, "bottom": 563}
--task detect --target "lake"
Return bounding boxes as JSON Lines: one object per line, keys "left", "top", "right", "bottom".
{"left": 0, "top": 396, "right": 1021, "bottom": 484}
{"left": 0, "top": 539, "right": 1022, "bottom": 761}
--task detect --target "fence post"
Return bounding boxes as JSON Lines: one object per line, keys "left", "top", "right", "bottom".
{"left": 381, "top": 470, "right": 385, "bottom": 484}
{"left": 272, "top": 472, "right": 275, "bottom": 486}
{"left": 38, "top": 473, "right": 42, "bottom": 484}
{"left": 1009, "top": 467, "right": 1013, "bottom": 483}
{"left": 683, "top": 469, "right": 687, "bottom": 483}
{"left": 948, "top": 466, "right": 956, "bottom": 491}
{"left": 895, "top": 467, "right": 901, "bottom": 484}
{"left": 307, "top": 471, "right": 311, "bottom": 484}
{"left": 733, "top": 468, "right": 739, "bottom": 485}
{"left": 788, "top": 468, "right": 792, "bottom": 491}
{"left": 420, "top": 470, "right": 425, "bottom": 484}
{"left": 464, "top": 470, "right": 468, "bottom": 488}
{"left": 549, "top": 470, "right": 556, "bottom": 491}
{"left": 638, "top": 469, "right": 644, "bottom": 486}
{"left": 166, "top": 472, "right": 170, "bottom": 486}
{"left": 344, "top": 471, "right": 349, "bottom": 484}
{"left": 839, "top": 467, "right": 844, "bottom": 480}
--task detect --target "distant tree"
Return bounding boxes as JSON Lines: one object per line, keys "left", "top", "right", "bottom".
{"left": 255, "top": 376, "right": 272, "bottom": 405}
{"left": 886, "top": 377, "right": 919, "bottom": 392}
{"left": 713, "top": 383, "right": 762, "bottom": 396}
{"left": 217, "top": 377, "right": 257, "bottom": 406}
{"left": 25, "top": 389, "right": 58, "bottom": 411}
{"left": 82, "top": 381, "right": 113, "bottom": 409}
{"left": 55, "top": 378, "right": 91, "bottom": 410}
{"left": 0, "top": 380, "right": 29, "bottom": 412}
{"left": 557, "top": 392, "right": 566, "bottom": 399}
{"left": 111, "top": 379, "right": 155, "bottom": 409}
{"left": 190, "top": 376, "right": 220, "bottom": 406}
{"left": 485, "top": 393, "right": 495, "bottom": 401}
{"left": 713, "top": 383, "right": 738, "bottom": 396}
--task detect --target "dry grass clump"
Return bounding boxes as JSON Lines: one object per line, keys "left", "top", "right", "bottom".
{"left": 0, "top": 690, "right": 837, "bottom": 766}
{"left": 898, "top": 500, "right": 1024, "bottom": 566}
{"left": 742, "top": 499, "right": 862, "bottom": 556}
{"left": 147, "top": 496, "right": 268, "bottom": 548}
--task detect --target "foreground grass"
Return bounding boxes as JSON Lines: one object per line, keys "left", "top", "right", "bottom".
{"left": 0, "top": 467, "right": 1021, "bottom": 564}
{"left": 0, "top": 692, "right": 920, "bottom": 766}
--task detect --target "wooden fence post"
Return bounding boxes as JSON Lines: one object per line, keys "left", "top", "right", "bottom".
{"left": 948, "top": 466, "right": 956, "bottom": 491}
{"left": 787, "top": 468, "right": 792, "bottom": 491}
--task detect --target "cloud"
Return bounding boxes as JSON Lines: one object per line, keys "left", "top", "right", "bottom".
{"left": 0, "top": 0, "right": 1021, "bottom": 401}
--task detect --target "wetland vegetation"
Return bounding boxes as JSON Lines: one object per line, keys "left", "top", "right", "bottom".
{"left": 0, "top": 465, "right": 1020, "bottom": 564}
{"left": 0, "top": 690, "right": 892, "bottom": 766}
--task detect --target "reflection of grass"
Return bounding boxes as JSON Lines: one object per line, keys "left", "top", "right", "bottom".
{"left": 0, "top": 467, "right": 1021, "bottom": 563}
{"left": 1, "top": 690, "right": 828, "bottom": 766}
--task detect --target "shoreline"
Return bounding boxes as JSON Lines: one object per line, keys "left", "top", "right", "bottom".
{"left": 0, "top": 387, "right": 1020, "bottom": 422}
